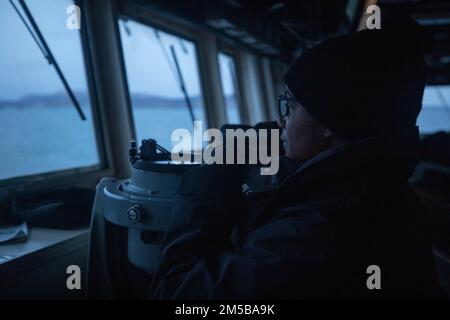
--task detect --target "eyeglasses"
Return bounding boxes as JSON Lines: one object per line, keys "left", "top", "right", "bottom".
{"left": 278, "top": 95, "right": 298, "bottom": 118}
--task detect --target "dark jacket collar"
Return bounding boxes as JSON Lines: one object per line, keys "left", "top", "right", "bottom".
{"left": 277, "top": 137, "right": 419, "bottom": 198}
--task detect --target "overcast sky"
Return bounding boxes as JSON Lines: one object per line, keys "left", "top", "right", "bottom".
{"left": 0, "top": 0, "right": 448, "bottom": 108}
{"left": 0, "top": 0, "right": 215, "bottom": 101}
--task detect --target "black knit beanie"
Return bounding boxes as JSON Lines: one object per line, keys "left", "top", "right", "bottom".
{"left": 284, "top": 17, "right": 429, "bottom": 141}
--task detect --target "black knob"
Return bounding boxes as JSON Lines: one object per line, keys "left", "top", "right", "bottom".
{"left": 129, "top": 140, "right": 138, "bottom": 165}
{"left": 127, "top": 204, "right": 144, "bottom": 223}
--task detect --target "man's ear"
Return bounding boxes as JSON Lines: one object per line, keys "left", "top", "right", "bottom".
{"left": 323, "top": 127, "right": 334, "bottom": 138}
{"left": 323, "top": 126, "right": 343, "bottom": 146}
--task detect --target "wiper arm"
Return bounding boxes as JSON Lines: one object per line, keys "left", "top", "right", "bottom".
{"left": 9, "top": 0, "right": 86, "bottom": 121}
{"left": 152, "top": 29, "right": 196, "bottom": 123}
{"left": 169, "top": 45, "right": 196, "bottom": 123}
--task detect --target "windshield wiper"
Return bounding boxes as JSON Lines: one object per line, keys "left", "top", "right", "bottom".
{"left": 9, "top": 0, "right": 86, "bottom": 121}
{"left": 169, "top": 45, "right": 196, "bottom": 123}
{"left": 152, "top": 29, "right": 196, "bottom": 123}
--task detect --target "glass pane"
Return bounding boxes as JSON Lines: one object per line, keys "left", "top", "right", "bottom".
{"left": 417, "top": 85, "right": 450, "bottom": 134}
{"left": 0, "top": 0, "right": 99, "bottom": 181}
{"left": 218, "top": 53, "right": 240, "bottom": 124}
{"left": 119, "top": 19, "right": 206, "bottom": 150}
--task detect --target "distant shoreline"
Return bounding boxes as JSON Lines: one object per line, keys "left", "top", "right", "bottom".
{"left": 0, "top": 91, "right": 234, "bottom": 108}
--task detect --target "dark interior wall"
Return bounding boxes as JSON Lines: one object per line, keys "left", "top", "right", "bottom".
{"left": 0, "top": 238, "right": 88, "bottom": 300}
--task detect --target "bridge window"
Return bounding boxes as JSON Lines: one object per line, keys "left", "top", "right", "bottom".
{"left": 0, "top": 0, "right": 99, "bottom": 181}
{"left": 118, "top": 18, "right": 206, "bottom": 150}
{"left": 417, "top": 85, "right": 450, "bottom": 134}
{"left": 218, "top": 53, "right": 241, "bottom": 124}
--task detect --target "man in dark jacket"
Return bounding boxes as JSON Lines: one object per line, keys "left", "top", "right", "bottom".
{"left": 149, "top": 18, "right": 443, "bottom": 299}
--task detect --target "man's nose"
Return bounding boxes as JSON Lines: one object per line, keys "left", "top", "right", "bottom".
{"left": 277, "top": 116, "right": 286, "bottom": 129}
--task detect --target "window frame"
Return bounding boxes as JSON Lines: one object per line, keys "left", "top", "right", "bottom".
{"left": 216, "top": 47, "right": 244, "bottom": 124}
{"left": 417, "top": 85, "right": 450, "bottom": 136}
{"left": 0, "top": 0, "right": 110, "bottom": 195}
{"left": 116, "top": 4, "right": 209, "bottom": 142}
{"left": 217, "top": 38, "right": 275, "bottom": 125}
